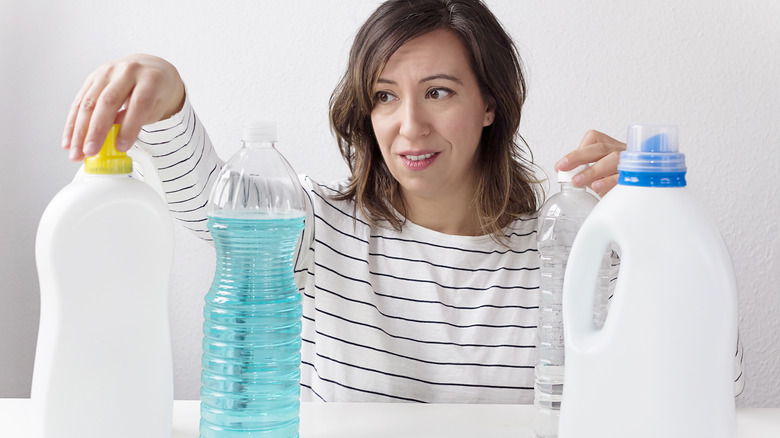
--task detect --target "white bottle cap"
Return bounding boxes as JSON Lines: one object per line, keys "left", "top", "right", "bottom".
{"left": 242, "top": 121, "right": 277, "bottom": 143}
{"left": 557, "top": 164, "right": 589, "bottom": 183}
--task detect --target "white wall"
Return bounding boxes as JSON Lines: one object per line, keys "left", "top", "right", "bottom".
{"left": 1, "top": 0, "right": 777, "bottom": 406}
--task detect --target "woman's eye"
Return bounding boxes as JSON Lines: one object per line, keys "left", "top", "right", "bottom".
{"left": 427, "top": 88, "right": 452, "bottom": 100}
{"left": 374, "top": 91, "right": 398, "bottom": 103}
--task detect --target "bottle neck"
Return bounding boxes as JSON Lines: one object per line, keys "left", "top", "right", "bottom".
{"left": 82, "top": 172, "right": 132, "bottom": 180}
{"left": 559, "top": 181, "right": 585, "bottom": 192}
{"left": 243, "top": 140, "right": 275, "bottom": 149}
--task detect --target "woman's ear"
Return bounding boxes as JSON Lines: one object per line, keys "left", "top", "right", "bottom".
{"left": 483, "top": 106, "right": 496, "bottom": 127}
{"left": 482, "top": 95, "right": 496, "bottom": 127}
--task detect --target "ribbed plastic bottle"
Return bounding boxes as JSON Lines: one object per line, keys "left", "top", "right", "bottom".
{"left": 558, "top": 125, "right": 738, "bottom": 438}
{"left": 534, "top": 165, "right": 611, "bottom": 438}
{"left": 201, "top": 122, "right": 306, "bottom": 438}
{"left": 32, "top": 124, "right": 174, "bottom": 438}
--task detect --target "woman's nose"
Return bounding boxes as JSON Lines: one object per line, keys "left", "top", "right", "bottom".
{"left": 398, "top": 99, "right": 430, "bottom": 139}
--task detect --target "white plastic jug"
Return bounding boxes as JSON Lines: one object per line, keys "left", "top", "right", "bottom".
{"left": 32, "top": 125, "right": 174, "bottom": 438}
{"left": 558, "top": 125, "right": 737, "bottom": 438}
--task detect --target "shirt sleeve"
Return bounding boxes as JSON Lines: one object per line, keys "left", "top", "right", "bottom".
{"left": 292, "top": 175, "right": 316, "bottom": 288}
{"left": 132, "top": 91, "right": 223, "bottom": 243}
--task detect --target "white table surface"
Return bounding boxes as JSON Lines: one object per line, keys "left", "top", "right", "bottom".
{"left": 2, "top": 399, "right": 778, "bottom": 438}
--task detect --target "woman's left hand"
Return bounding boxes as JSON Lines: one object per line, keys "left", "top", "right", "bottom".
{"left": 555, "top": 130, "right": 626, "bottom": 198}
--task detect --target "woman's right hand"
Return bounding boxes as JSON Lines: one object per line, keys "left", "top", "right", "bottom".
{"left": 62, "top": 54, "right": 186, "bottom": 161}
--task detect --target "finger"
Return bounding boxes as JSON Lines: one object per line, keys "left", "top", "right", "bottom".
{"left": 590, "top": 174, "right": 619, "bottom": 198}
{"left": 114, "top": 107, "right": 128, "bottom": 126}
{"left": 577, "top": 130, "right": 620, "bottom": 150}
{"left": 62, "top": 74, "right": 96, "bottom": 151}
{"left": 116, "top": 79, "right": 164, "bottom": 152}
{"left": 571, "top": 149, "right": 621, "bottom": 188}
{"left": 555, "top": 130, "right": 625, "bottom": 172}
{"left": 557, "top": 141, "right": 625, "bottom": 172}
{"left": 70, "top": 73, "right": 112, "bottom": 160}
{"left": 82, "top": 78, "right": 136, "bottom": 156}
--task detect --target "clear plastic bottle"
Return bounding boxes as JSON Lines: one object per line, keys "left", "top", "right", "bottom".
{"left": 200, "top": 122, "right": 306, "bottom": 438}
{"left": 32, "top": 125, "right": 174, "bottom": 438}
{"left": 534, "top": 165, "right": 611, "bottom": 438}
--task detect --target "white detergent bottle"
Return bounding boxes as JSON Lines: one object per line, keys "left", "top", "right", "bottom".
{"left": 558, "top": 124, "right": 737, "bottom": 438}
{"left": 32, "top": 125, "right": 174, "bottom": 438}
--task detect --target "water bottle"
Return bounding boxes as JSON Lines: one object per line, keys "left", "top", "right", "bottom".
{"left": 32, "top": 124, "right": 174, "bottom": 438}
{"left": 534, "top": 165, "right": 611, "bottom": 438}
{"left": 200, "top": 122, "right": 306, "bottom": 438}
{"left": 558, "top": 125, "right": 738, "bottom": 438}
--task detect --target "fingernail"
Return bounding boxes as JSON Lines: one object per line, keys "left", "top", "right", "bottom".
{"left": 116, "top": 139, "right": 129, "bottom": 151}
{"left": 572, "top": 174, "right": 584, "bottom": 186}
{"left": 555, "top": 157, "right": 568, "bottom": 171}
{"left": 83, "top": 142, "right": 97, "bottom": 155}
{"left": 592, "top": 180, "right": 604, "bottom": 192}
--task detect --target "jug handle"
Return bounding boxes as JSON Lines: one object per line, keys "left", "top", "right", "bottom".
{"left": 127, "top": 148, "right": 166, "bottom": 202}
{"left": 562, "top": 217, "right": 616, "bottom": 352}
{"left": 71, "top": 148, "right": 167, "bottom": 203}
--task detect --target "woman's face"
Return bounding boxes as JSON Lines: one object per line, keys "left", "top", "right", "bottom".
{"left": 370, "top": 29, "right": 494, "bottom": 206}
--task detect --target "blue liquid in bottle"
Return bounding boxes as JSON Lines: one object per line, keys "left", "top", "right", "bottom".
{"left": 201, "top": 213, "right": 305, "bottom": 438}
{"left": 200, "top": 121, "right": 306, "bottom": 438}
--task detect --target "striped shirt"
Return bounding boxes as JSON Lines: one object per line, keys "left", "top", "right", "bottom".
{"left": 294, "top": 178, "right": 540, "bottom": 403}
{"left": 134, "top": 95, "right": 744, "bottom": 403}
{"left": 135, "top": 96, "right": 539, "bottom": 403}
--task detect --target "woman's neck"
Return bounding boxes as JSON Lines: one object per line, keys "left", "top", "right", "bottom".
{"left": 395, "top": 190, "right": 483, "bottom": 236}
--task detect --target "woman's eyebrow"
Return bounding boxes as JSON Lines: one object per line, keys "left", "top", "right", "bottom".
{"left": 420, "top": 73, "right": 463, "bottom": 85}
{"left": 375, "top": 73, "right": 464, "bottom": 86}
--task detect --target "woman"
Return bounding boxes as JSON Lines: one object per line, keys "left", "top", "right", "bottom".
{"left": 61, "top": 0, "right": 626, "bottom": 403}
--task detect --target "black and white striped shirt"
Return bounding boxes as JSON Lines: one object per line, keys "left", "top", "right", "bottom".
{"left": 134, "top": 95, "right": 744, "bottom": 403}
{"left": 135, "top": 96, "right": 540, "bottom": 403}
{"left": 294, "top": 177, "right": 540, "bottom": 403}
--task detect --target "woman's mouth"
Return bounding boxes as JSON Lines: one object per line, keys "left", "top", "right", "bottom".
{"left": 400, "top": 152, "right": 439, "bottom": 170}
{"left": 404, "top": 152, "right": 436, "bottom": 161}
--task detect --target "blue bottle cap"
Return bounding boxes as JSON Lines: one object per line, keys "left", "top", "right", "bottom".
{"left": 618, "top": 124, "right": 687, "bottom": 187}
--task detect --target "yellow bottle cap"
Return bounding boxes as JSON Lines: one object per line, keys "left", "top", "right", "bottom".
{"left": 84, "top": 124, "right": 133, "bottom": 174}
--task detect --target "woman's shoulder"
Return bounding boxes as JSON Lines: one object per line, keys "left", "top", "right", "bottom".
{"left": 299, "top": 175, "right": 363, "bottom": 223}
{"left": 503, "top": 214, "right": 539, "bottom": 238}
{"left": 299, "top": 175, "right": 351, "bottom": 198}
{"left": 299, "top": 175, "right": 354, "bottom": 210}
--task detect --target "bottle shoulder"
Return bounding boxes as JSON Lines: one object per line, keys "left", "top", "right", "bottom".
{"left": 592, "top": 184, "right": 700, "bottom": 220}
{"left": 584, "top": 184, "right": 726, "bottom": 246}
{"left": 211, "top": 147, "right": 305, "bottom": 214}
{"left": 539, "top": 189, "right": 599, "bottom": 218}
{"left": 39, "top": 177, "right": 171, "bottom": 231}
{"left": 54, "top": 176, "right": 166, "bottom": 208}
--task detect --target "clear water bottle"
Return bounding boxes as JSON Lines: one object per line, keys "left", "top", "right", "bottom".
{"left": 534, "top": 165, "right": 611, "bottom": 438}
{"left": 200, "top": 122, "right": 306, "bottom": 438}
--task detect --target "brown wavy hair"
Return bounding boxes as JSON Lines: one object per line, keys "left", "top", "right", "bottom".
{"left": 329, "top": 0, "right": 540, "bottom": 243}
